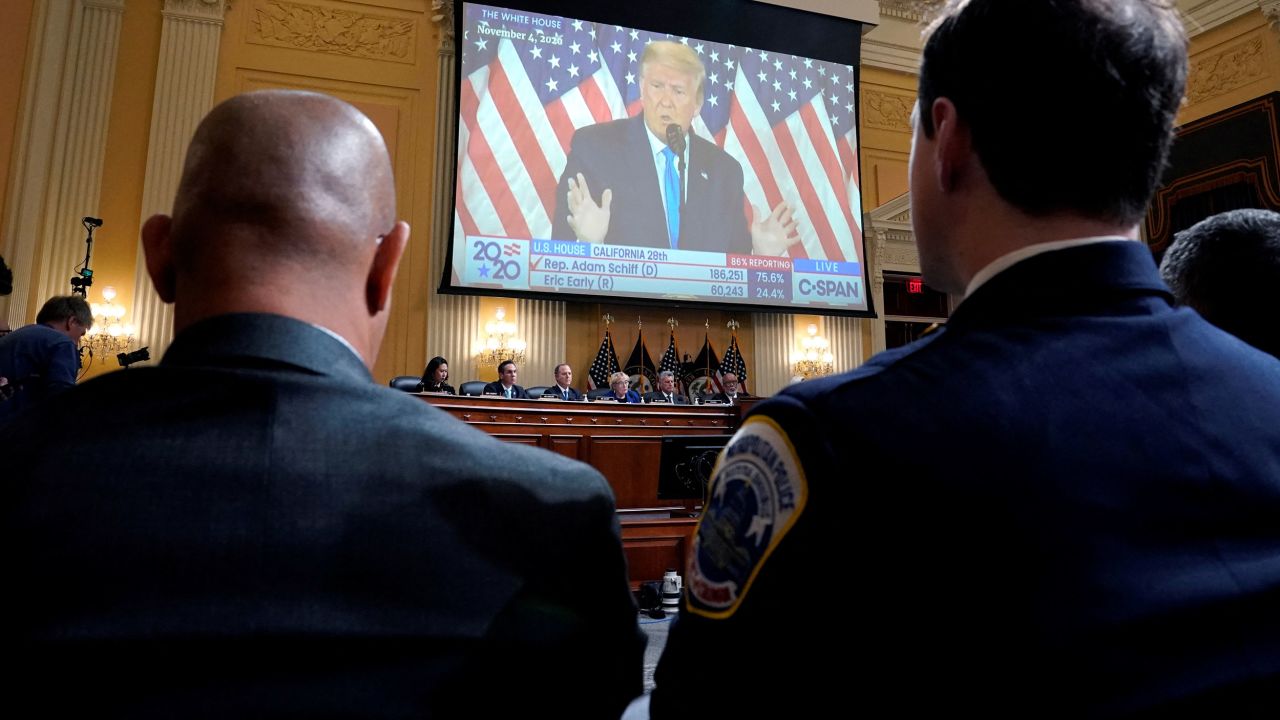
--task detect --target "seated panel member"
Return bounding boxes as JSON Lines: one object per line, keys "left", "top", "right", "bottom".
{"left": 642, "top": 370, "right": 688, "bottom": 404}
{"left": 545, "top": 363, "right": 582, "bottom": 400}
{"left": 703, "top": 371, "right": 748, "bottom": 404}
{"left": 417, "top": 355, "right": 455, "bottom": 394}
{"left": 603, "top": 371, "right": 641, "bottom": 403}
{"left": 482, "top": 359, "right": 529, "bottom": 399}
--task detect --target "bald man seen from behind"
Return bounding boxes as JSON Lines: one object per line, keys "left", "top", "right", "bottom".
{"left": 0, "top": 91, "right": 644, "bottom": 718}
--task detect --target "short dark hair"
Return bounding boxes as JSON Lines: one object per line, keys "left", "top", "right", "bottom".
{"left": 421, "top": 356, "right": 448, "bottom": 384}
{"left": 36, "top": 295, "right": 93, "bottom": 329}
{"left": 498, "top": 359, "right": 516, "bottom": 375}
{"left": 917, "top": 0, "right": 1186, "bottom": 225}
{"left": 1160, "top": 208, "right": 1280, "bottom": 359}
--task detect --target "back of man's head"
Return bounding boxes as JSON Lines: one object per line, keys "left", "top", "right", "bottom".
{"left": 35, "top": 295, "right": 92, "bottom": 330}
{"left": 917, "top": 0, "right": 1186, "bottom": 225}
{"left": 142, "top": 90, "right": 408, "bottom": 367}
{"left": 1160, "top": 208, "right": 1280, "bottom": 359}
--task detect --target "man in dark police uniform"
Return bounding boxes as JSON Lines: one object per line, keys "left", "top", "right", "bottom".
{"left": 647, "top": 1, "right": 1280, "bottom": 716}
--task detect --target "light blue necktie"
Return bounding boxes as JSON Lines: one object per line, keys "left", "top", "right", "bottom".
{"left": 662, "top": 146, "right": 680, "bottom": 250}
{"left": 505, "top": 387, "right": 511, "bottom": 399}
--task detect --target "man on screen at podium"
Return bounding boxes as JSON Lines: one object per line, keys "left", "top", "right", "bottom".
{"left": 552, "top": 41, "right": 797, "bottom": 255}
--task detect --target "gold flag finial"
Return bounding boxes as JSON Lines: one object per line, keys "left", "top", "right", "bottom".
{"left": 602, "top": 313, "right": 614, "bottom": 327}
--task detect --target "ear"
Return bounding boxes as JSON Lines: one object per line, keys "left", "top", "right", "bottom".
{"left": 366, "top": 220, "right": 409, "bottom": 316}
{"left": 141, "top": 214, "right": 177, "bottom": 303}
{"left": 928, "top": 97, "right": 972, "bottom": 194}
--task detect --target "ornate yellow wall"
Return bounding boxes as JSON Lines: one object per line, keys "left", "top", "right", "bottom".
{"left": 4, "top": 3, "right": 1275, "bottom": 387}
{"left": 1179, "top": 10, "right": 1280, "bottom": 125}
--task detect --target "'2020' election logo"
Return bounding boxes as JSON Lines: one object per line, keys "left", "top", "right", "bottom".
{"left": 687, "top": 416, "right": 808, "bottom": 619}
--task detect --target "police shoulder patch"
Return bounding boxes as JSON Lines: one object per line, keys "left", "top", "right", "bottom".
{"left": 686, "top": 414, "right": 809, "bottom": 619}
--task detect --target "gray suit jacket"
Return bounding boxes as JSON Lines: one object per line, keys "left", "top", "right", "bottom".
{"left": 1, "top": 313, "right": 643, "bottom": 718}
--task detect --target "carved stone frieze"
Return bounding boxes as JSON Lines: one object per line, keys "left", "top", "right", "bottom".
{"left": 881, "top": 243, "right": 919, "bottom": 268}
{"left": 163, "top": 0, "right": 228, "bottom": 23}
{"left": 84, "top": 0, "right": 125, "bottom": 11}
{"left": 862, "top": 88, "right": 914, "bottom": 131}
{"left": 249, "top": 0, "right": 416, "bottom": 63}
{"left": 1186, "top": 36, "right": 1267, "bottom": 105}
{"left": 878, "top": 0, "right": 944, "bottom": 24}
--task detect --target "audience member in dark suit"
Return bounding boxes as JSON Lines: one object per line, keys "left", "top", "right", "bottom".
{"left": 544, "top": 363, "right": 582, "bottom": 400}
{"left": 416, "top": 355, "right": 455, "bottom": 394}
{"left": 1160, "top": 208, "right": 1280, "bottom": 359}
{"left": 642, "top": 370, "right": 687, "bottom": 404}
{"left": 0, "top": 90, "right": 644, "bottom": 718}
{"left": 0, "top": 295, "right": 91, "bottom": 425}
{"left": 482, "top": 359, "right": 529, "bottom": 399}
{"left": 703, "top": 371, "right": 748, "bottom": 404}
{"left": 604, "top": 371, "right": 641, "bottom": 403}
{"left": 647, "top": 2, "right": 1280, "bottom": 717}
{"left": 552, "top": 41, "right": 797, "bottom": 255}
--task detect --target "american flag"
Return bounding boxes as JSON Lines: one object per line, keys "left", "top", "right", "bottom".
{"left": 658, "top": 331, "right": 683, "bottom": 394}
{"left": 719, "top": 334, "right": 748, "bottom": 391}
{"left": 587, "top": 329, "right": 620, "bottom": 390}
{"left": 456, "top": 4, "right": 862, "bottom": 261}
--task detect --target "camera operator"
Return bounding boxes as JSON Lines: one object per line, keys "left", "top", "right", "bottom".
{"left": 0, "top": 295, "right": 92, "bottom": 425}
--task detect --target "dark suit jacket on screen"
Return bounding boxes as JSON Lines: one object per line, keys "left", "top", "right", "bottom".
{"left": 0, "top": 313, "right": 644, "bottom": 718}
{"left": 552, "top": 115, "right": 751, "bottom": 254}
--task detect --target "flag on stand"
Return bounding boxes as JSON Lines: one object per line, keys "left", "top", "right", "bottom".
{"left": 681, "top": 333, "right": 721, "bottom": 397}
{"left": 657, "top": 331, "right": 683, "bottom": 394}
{"left": 455, "top": 4, "right": 863, "bottom": 264}
{"left": 624, "top": 330, "right": 657, "bottom": 393}
{"left": 719, "top": 334, "right": 749, "bottom": 392}
{"left": 587, "top": 330, "right": 621, "bottom": 389}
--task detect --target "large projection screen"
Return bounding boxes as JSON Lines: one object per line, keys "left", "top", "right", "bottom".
{"left": 444, "top": 0, "right": 871, "bottom": 316}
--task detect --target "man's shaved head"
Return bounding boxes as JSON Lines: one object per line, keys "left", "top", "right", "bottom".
{"left": 144, "top": 90, "right": 410, "bottom": 367}
{"left": 171, "top": 90, "right": 395, "bottom": 272}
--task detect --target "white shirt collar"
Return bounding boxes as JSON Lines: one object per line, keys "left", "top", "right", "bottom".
{"left": 310, "top": 323, "right": 363, "bottom": 363}
{"left": 964, "top": 236, "right": 1135, "bottom": 299}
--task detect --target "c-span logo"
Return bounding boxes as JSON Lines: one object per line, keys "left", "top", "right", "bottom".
{"left": 687, "top": 415, "right": 808, "bottom": 619}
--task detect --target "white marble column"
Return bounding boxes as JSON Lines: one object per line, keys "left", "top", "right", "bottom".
{"left": 751, "top": 312, "right": 792, "bottom": 396}
{"left": 426, "top": 0, "right": 483, "bottom": 371}
{"left": 0, "top": 0, "right": 124, "bottom": 326}
{"left": 1, "top": 0, "right": 78, "bottom": 327}
{"left": 129, "top": 0, "right": 227, "bottom": 359}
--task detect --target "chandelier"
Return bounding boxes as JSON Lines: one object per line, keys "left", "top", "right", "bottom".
{"left": 793, "top": 323, "right": 833, "bottom": 379}
{"left": 83, "top": 286, "right": 135, "bottom": 362}
{"left": 476, "top": 307, "right": 527, "bottom": 365}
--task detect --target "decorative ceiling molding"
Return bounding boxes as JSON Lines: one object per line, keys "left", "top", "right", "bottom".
{"left": 163, "top": 0, "right": 228, "bottom": 23}
{"left": 864, "top": 1, "right": 1272, "bottom": 77}
{"left": 860, "top": 39, "right": 921, "bottom": 74}
{"left": 1178, "top": 0, "right": 1265, "bottom": 36}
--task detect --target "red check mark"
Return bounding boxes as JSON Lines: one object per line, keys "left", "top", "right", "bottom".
{"left": 531, "top": 256, "right": 543, "bottom": 270}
